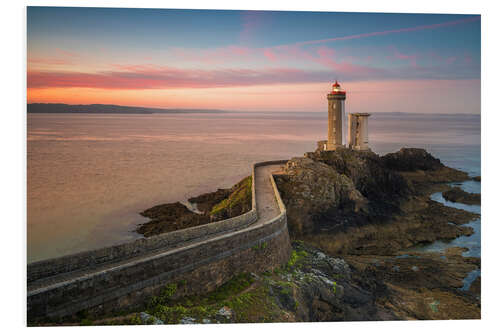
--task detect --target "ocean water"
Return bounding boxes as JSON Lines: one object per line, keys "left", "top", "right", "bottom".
{"left": 27, "top": 112, "right": 480, "bottom": 263}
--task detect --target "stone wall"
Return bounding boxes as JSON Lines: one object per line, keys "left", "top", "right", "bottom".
{"left": 27, "top": 161, "right": 291, "bottom": 321}
{"left": 28, "top": 164, "right": 261, "bottom": 283}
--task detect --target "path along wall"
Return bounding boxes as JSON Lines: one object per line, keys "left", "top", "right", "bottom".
{"left": 28, "top": 165, "right": 260, "bottom": 283}
{"left": 27, "top": 161, "right": 291, "bottom": 321}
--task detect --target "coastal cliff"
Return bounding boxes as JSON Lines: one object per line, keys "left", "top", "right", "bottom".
{"left": 275, "top": 147, "right": 475, "bottom": 254}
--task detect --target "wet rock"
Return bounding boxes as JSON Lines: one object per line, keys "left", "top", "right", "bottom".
{"left": 443, "top": 187, "right": 481, "bottom": 205}
{"left": 343, "top": 251, "right": 480, "bottom": 320}
{"left": 301, "top": 198, "right": 477, "bottom": 256}
{"left": 188, "top": 189, "right": 232, "bottom": 214}
{"left": 179, "top": 317, "right": 197, "bottom": 325}
{"left": 139, "top": 312, "right": 164, "bottom": 325}
{"left": 137, "top": 202, "right": 211, "bottom": 236}
{"left": 381, "top": 148, "right": 444, "bottom": 172}
{"left": 472, "top": 176, "right": 481, "bottom": 182}
{"left": 216, "top": 306, "right": 233, "bottom": 320}
{"left": 445, "top": 247, "right": 468, "bottom": 258}
{"left": 469, "top": 276, "right": 481, "bottom": 298}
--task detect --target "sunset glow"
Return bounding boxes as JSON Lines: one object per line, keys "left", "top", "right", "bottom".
{"left": 27, "top": 8, "right": 480, "bottom": 113}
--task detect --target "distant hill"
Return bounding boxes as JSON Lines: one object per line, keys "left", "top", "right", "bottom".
{"left": 27, "top": 103, "right": 227, "bottom": 114}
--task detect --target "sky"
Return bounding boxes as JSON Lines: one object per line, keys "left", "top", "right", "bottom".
{"left": 27, "top": 7, "right": 481, "bottom": 113}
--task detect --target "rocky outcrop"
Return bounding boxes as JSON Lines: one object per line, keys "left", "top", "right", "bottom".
{"left": 381, "top": 147, "right": 444, "bottom": 171}
{"left": 274, "top": 157, "right": 368, "bottom": 235}
{"left": 443, "top": 187, "right": 481, "bottom": 205}
{"left": 188, "top": 189, "right": 232, "bottom": 215}
{"left": 301, "top": 199, "right": 477, "bottom": 255}
{"left": 208, "top": 176, "right": 252, "bottom": 221}
{"left": 275, "top": 148, "right": 477, "bottom": 254}
{"left": 137, "top": 202, "right": 210, "bottom": 237}
{"left": 306, "top": 148, "right": 412, "bottom": 203}
{"left": 344, "top": 248, "right": 480, "bottom": 320}
{"left": 137, "top": 176, "right": 252, "bottom": 236}
{"left": 382, "top": 148, "right": 469, "bottom": 192}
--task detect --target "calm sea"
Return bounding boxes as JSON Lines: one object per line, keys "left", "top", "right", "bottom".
{"left": 27, "top": 112, "right": 480, "bottom": 263}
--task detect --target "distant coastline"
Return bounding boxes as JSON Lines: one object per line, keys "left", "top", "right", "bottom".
{"left": 27, "top": 103, "right": 228, "bottom": 114}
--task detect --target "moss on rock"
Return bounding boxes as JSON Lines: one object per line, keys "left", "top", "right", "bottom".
{"left": 210, "top": 176, "right": 252, "bottom": 221}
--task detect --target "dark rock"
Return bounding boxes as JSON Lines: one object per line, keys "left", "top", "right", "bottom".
{"left": 469, "top": 276, "right": 481, "bottom": 297}
{"left": 381, "top": 148, "right": 444, "bottom": 171}
{"left": 381, "top": 148, "right": 469, "bottom": 193}
{"left": 208, "top": 176, "right": 252, "bottom": 221}
{"left": 277, "top": 148, "right": 478, "bottom": 252}
{"left": 472, "top": 176, "right": 481, "bottom": 182}
{"left": 137, "top": 176, "right": 252, "bottom": 236}
{"left": 307, "top": 148, "right": 412, "bottom": 203}
{"left": 275, "top": 157, "right": 368, "bottom": 235}
{"left": 188, "top": 189, "right": 232, "bottom": 214}
{"left": 443, "top": 187, "right": 481, "bottom": 205}
{"left": 137, "top": 202, "right": 211, "bottom": 237}
{"left": 343, "top": 250, "right": 480, "bottom": 319}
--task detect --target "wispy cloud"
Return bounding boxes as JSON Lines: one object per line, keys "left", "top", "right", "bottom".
{"left": 28, "top": 67, "right": 338, "bottom": 90}
{"left": 27, "top": 56, "right": 479, "bottom": 91}
{"left": 239, "top": 11, "right": 272, "bottom": 44}
{"left": 287, "top": 16, "right": 480, "bottom": 47}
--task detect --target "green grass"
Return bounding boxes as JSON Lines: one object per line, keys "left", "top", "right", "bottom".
{"left": 224, "top": 285, "right": 283, "bottom": 323}
{"left": 210, "top": 176, "right": 252, "bottom": 216}
{"left": 286, "top": 250, "right": 309, "bottom": 270}
{"left": 138, "top": 273, "right": 256, "bottom": 324}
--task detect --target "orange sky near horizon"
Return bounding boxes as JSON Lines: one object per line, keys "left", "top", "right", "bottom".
{"left": 27, "top": 79, "right": 480, "bottom": 114}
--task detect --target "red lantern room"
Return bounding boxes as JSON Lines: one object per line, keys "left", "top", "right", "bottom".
{"left": 330, "top": 80, "right": 346, "bottom": 95}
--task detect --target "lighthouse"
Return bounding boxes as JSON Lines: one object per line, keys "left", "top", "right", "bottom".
{"left": 317, "top": 81, "right": 371, "bottom": 152}
{"left": 325, "top": 80, "right": 347, "bottom": 150}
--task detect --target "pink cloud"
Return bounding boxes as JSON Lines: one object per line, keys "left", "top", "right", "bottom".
{"left": 28, "top": 57, "right": 74, "bottom": 66}
{"left": 445, "top": 57, "right": 457, "bottom": 65}
{"left": 263, "top": 48, "right": 277, "bottom": 61}
{"left": 27, "top": 66, "right": 338, "bottom": 90}
{"left": 394, "top": 51, "right": 417, "bottom": 67}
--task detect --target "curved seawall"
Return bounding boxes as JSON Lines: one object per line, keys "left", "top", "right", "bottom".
{"left": 27, "top": 160, "right": 291, "bottom": 321}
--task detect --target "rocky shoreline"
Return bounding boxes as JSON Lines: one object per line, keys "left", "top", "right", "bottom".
{"left": 136, "top": 176, "right": 252, "bottom": 237}
{"left": 443, "top": 187, "right": 481, "bottom": 205}
{"left": 273, "top": 147, "right": 481, "bottom": 320}
{"left": 99, "top": 147, "right": 480, "bottom": 324}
